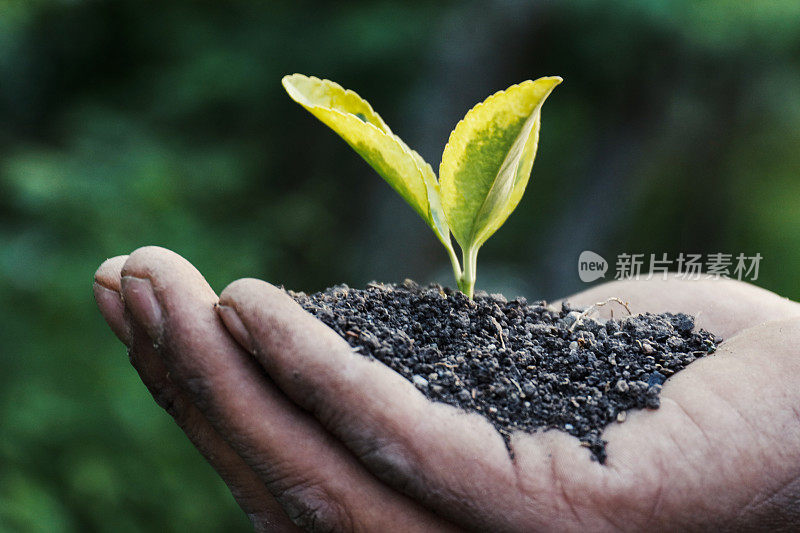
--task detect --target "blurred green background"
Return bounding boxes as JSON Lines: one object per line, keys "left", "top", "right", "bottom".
{"left": 2, "top": 0, "right": 799, "bottom": 530}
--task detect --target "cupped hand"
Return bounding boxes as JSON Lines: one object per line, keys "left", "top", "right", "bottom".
{"left": 94, "top": 246, "right": 800, "bottom": 532}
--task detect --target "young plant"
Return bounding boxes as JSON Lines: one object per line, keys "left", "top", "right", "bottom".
{"left": 282, "top": 73, "right": 561, "bottom": 298}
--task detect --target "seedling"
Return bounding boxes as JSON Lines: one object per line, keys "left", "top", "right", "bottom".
{"left": 283, "top": 73, "right": 561, "bottom": 298}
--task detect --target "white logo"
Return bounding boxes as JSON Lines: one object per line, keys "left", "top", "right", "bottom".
{"left": 578, "top": 250, "right": 608, "bottom": 282}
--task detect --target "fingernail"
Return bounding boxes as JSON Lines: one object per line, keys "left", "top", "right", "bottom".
{"left": 93, "top": 282, "right": 132, "bottom": 346}
{"left": 216, "top": 304, "right": 257, "bottom": 354}
{"left": 121, "top": 276, "right": 163, "bottom": 340}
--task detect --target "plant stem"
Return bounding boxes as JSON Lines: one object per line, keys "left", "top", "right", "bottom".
{"left": 446, "top": 241, "right": 463, "bottom": 287}
{"left": 458, "top": 245, "right": 478, "bottom": 299}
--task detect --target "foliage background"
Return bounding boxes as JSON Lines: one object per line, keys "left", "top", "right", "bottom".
{"left": 2, "top": 1, "right": 799, "bottom": 530}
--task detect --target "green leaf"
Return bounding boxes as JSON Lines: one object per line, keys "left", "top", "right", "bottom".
{"left": 406, "top": 148, "right": 452, "bottom": 249}
{"left": 439, "top": 77, "right": 561, "bottom": 252}
{"left": 282, "top": 74, "right": 452, "bottom": 247}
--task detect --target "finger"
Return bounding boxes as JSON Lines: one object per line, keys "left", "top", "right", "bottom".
{"left": 94, "top": 256, "right": 299, "bottom": 532}
{"left": 93, "top": 256, "right": 131, "bottom": 344}
{"left": 121, "top": 246, "right": 455, "bottom": 532}
{"left": 559, "top": 276, "right": 800, "bottom": 339}
{"left": 219, "top": 278, "right": 569, "bottom": 530}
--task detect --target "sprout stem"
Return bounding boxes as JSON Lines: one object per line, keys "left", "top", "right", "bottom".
{"left": 457, "top": 245, "right": 478, "bottom": 299}
{"left": 446, "top": 242, "right": 463, "bottom": 286}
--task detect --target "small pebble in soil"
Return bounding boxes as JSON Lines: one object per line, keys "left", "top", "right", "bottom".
{"left": 291, "top": 281, "right": 718, "bottom": 463}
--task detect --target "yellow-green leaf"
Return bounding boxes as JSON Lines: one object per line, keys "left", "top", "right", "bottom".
{"left": 406, "top": 147, "right": 452, "bottom": 249}
{"left": 439, "top": 77, "right": 561, "bottom": 251}
{"left": 282, "top": 74, "right": 450, "bottom": 246}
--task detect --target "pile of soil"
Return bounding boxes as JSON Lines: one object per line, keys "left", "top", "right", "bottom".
{"left": 291, "top": 281, "right": 718, "bottom": 462}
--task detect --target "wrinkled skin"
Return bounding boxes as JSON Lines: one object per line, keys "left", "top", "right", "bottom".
{"left": 93, "top": 246, "right": 800, "bottom": 532}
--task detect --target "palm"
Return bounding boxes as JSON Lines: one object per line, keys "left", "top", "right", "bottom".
{"left": 94, "top": 247, "right": 800, "bottom": 531}
{"left": 504, "top": 314, "right": 800, "bottom": 531}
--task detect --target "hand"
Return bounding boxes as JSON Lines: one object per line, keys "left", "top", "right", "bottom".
{"left": 94, "top": 246, "right": 800, "bottom": 531}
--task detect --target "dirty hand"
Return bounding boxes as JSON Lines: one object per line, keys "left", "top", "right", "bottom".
{"left": 94, "top": 246, "right": 800, "bottom": 531}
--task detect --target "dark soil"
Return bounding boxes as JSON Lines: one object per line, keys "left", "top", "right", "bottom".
{"left": 291, "top": 281, "right": 718, "bottom": 463}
